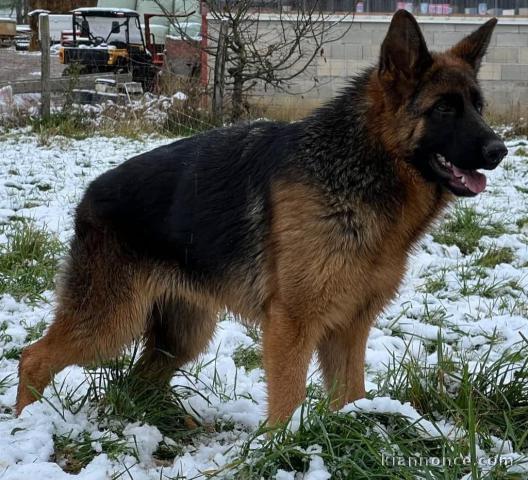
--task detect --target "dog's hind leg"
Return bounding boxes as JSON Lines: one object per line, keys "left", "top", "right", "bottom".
{"left": 132, "top": 298, "right": 217, "bottom": 385}
{"left": 16, "top": 242, "right": 154, "bottom": 415}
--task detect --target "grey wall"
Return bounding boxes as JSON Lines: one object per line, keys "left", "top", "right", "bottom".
{"left": 210, "top": 15, "right": 528, "bottom": 118}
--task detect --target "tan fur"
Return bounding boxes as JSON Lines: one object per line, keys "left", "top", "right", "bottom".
{"left": 262, "top": 175, "right": 449, "bottom": 423}
{"left": 17, "top": 263, "right": 154, "bottom": 412}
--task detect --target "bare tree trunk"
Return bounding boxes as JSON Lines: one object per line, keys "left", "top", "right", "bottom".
{"left": 229, "top": 22, "right": 248, "bottom": 123}
{"left": 231, "top": 72, "right": 244, "bottom": 122}
{"left": 212, "top": 20, "right": 228, "bottom": 124}
{"left": 15, "top": 0, "right": 23, "bottom": 24}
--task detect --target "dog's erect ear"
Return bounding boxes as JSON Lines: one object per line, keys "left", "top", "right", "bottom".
{"left": 449, "top": 18, "right": 497, "bottom": 71}
{"left": 379, "top": 10, "right": 432, "bottom": 82}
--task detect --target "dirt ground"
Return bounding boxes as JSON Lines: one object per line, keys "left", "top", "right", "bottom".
{"left": 0, "top": 46, "right": 65, "bottom": 85}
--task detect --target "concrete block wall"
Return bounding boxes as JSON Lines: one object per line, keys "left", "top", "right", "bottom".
{"left": 214, "top": 15, "right": 528, "bottom": 118}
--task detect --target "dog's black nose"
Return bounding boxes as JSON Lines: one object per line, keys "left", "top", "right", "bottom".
{"left": 482, "top": 140, "right": 507, "bottom": 168}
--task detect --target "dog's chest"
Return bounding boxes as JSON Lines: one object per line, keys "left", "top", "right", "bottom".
{"left": 270, "top": 179, "right": 447, "bottom": 324}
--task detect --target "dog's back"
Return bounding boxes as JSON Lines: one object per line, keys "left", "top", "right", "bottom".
{"left": 78, "top": 121, "right": 299, "bottom": 276}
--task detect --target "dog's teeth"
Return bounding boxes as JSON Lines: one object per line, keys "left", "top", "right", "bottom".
{"left": 461, "top": 176, "right": 466, "bottom": 185}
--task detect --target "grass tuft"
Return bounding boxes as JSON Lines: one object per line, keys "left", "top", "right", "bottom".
{"left": 53, "top": 431, "right": 135, "bottom": 474}
{"left": 233, "top": 345, "right": 262, "bottom": 371}
{"left": 238, "top": 393, "right": 469, "bottom": 479}
{"left": 235, "top": 336, "right": 528, "bottom": 479}
{"left": 379, "top": 336, "right": 528, "bottom": 452}
{"left": 23, "top": 319, "right": 48, "bottom": 343}
{"left": 433, "top": 204, "right": 507, "bottom": 254}
{"left": 50, "top": 347, "right": 204, "bottom": 452}
{"left": 420, "top": 270, "right": 448, "bottom": 294}
{"left": 0, "top": 374, "right": 13, "bottom": 394}
{"left": 0, "top": 221, "right": 64, "bottom": 303}
{"left": 516, "top": 217, "right": 528, "bottom": 230}
{"left": 90, "top": 361, "right": 201, "bottom": 442}
{"left": 475, "top": 247, "right": 515, "bottom": 268}
{"left": 31, "top": 112, "right": 94, "bottom": 144}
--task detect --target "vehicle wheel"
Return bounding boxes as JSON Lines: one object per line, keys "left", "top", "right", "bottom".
{"left": 15, "top": 41, "right": 29, "bottom": 51}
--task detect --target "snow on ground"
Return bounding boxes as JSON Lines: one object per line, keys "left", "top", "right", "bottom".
{"left": 0, "top": 131, "right": 527, "bottom": 479}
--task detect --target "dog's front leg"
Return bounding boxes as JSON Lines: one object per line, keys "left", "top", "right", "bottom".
{"left": 316, "top": 316, "right": 373, "bottom": 411}
{"left": 262, "top": 301, "right": 321, "bottom": 426}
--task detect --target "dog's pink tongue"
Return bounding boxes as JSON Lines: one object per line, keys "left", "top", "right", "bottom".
{"left": 452, "top": 166, "right": 487, "bottom": 194}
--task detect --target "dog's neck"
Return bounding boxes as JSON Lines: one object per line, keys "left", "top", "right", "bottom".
{"left": 295, "top": 70, "right": 452, "bottom": 240}
{"left": 297, "top": 70, "right": 403, "bottom": 214}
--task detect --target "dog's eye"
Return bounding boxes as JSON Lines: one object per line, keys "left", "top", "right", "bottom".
{"left": 475, "top": 101, "right": 483, "bottom": 114}
{"left": 434, "top": 101, "right": 456, "bottom": 114}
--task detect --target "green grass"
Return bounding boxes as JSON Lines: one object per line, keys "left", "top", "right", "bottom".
{"left": 53, "top": 431, "right": 135, "bottom": 474}
{"left": 0, "top": 221, "right": 64, "bottom": 303}
{"left": 420, "top": 270, "right": 448, "bottom": 294}
{"left": 23, "top": 319, "right": 48, "bottom": 343}
{"left": 0, "top": 321, "right": 12, "bottom": 343}
{"left": 31, "top": 112, "right": 94, "bottom": 144}
{"left": 46, "top": 347, "right": 203, "bottom": 453}
{"left": 40, "top": 349, "right": 207, "bottom": 471}
{"left": 475, "top": 247, "right": 515, "bottom": 268}
{"left": 433, "top": 204, "right": 507, "bottom": 255}
{"left": 233, "top": 345, "right": 262, "bottom": 371}
{"left": 233, "top": 337, "right": 528, "bottom": 479}
{"left": 0, "top": 374, "right": 13, "bottom": 395}
{"left": 381, "top": 337, "right": 528, "bottom": 451}
{"left": 516, "top": 217, "right": 528, "bottom": 230}
{"left": 239, "top": 402, "right": 459, "bottom": 479}
{"left": 3, "top": 347, "right": 22, "bottom": 360}
{"left": 89, "top": 359, "right": 201, "bottom": 442}
{"left": 17, "top": 328, "right": 528, "bottom": 479}
{"left": 459, "top": 270, "right": 509, "bottom": 299}
{"left": 514, "top": 147, "right": 528, "bottom": 157}
{"left": 237, "top": 394, "right": 508, "bottom": 479}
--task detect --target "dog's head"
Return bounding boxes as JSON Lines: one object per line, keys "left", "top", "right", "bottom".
{"left": 374, "top": 10, "right": 506, "bottom": 197}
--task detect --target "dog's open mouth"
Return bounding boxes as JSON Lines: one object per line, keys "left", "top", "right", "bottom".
{"left": 431, "top": 154, "right": 487, "bottom": 196}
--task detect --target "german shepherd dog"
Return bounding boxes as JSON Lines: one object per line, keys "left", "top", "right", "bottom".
{"left": 17, "top": 11, "right": 507, "bottom": 424}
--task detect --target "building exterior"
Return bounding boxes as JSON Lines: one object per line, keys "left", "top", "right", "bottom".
{"left": 207, "top": 14, "right": 528, "bottom": 118}
{"left": 29, "top": 0, "right": 96, "bottom": 12}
